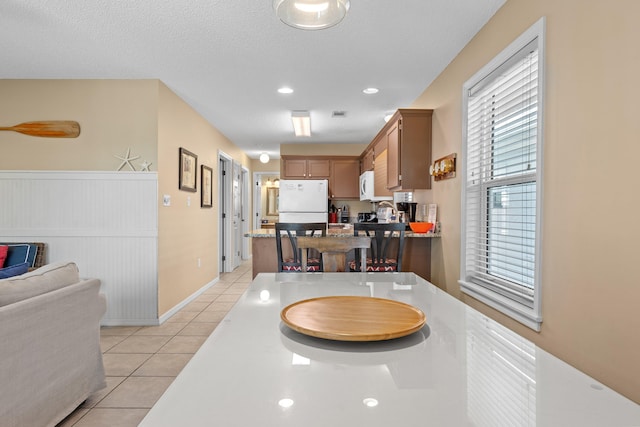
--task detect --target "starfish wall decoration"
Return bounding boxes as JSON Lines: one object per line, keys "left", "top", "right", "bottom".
{"left": 115, "top": 148, "right": 140, "bottom": 171}
{"left": 139, "top": 160, "right": 152, "bottom": 171}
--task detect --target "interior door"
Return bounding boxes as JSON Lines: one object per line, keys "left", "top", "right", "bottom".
{"left": 232, "top": 161, "right": 241, "bottom": 269}
{"left": 219, "top": 152, "right": 234, "bottom": 273}
{"left": 219, "top": 156, "right": 227, "bottom": 273}
{"left": 241, "top": 167, "right": 250, "bottom": 259}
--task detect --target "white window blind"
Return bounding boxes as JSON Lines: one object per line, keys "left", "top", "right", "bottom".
{"left": 460, "top": 18, "right": 544, "bottom": 330}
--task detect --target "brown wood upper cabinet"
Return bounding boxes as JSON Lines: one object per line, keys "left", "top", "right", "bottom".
{"left": 282, "top": 158, "right": 330, "bottom": 179}
{"left": 360, "top": 148, "right": 374, "bottom": 173}
{"left": 281, "top": 156, "right": 360, "bottom": 200}
{"left": 366, "top": 109, "right": 433, "bottom": 191}
{"left": 329, "top": 158, "right": 359, "bottom": 199}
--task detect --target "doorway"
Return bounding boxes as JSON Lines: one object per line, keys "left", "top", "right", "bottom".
{"left": 253, "top": 171, "right": 280, "bottom": 230}
{"left": 218, "top": 151, "right": 232, "bottom": 273}
{"left": 219, "top": 151, "right": 250, "bottom": 273}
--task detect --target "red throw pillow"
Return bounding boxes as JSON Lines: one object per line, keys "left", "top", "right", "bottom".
{"left": 0, "top": 246, "right": 8, "bottom": 268}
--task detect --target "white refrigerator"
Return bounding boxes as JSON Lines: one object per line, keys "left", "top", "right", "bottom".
{"left": 278, "top": 179, "right": 328, "bottom": 223}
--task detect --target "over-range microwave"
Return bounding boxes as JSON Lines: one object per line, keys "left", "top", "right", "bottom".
{"left": 359, "top": 171, "right": 392, "bottom": 202}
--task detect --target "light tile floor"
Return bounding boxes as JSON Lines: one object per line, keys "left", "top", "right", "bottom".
{"left": 56, "top": 260, "right": 253, "bottom": 427}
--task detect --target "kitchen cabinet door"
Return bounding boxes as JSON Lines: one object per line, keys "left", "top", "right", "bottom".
{"left": 330, "top": 159, "right": 359, "bottom": 199}
{"left": 387, "top": 120, "right": 401, "bottom": 189}
{"left": 374, "top": 149, "right": 393, "bottom": 198}
{"left": 282, "top": 159, "right": 308, "bottom": 179}
{"left": 360, "top": 149, "right": 374, "bottom": 173}
{"left": 385, "top": 109, "right": 433, "bottom": 191}
{"left": 307, "top": 159, "right": 330, "bottom": 179}
{"left": 373, "top": 133, "right": 387, "bottom": 158}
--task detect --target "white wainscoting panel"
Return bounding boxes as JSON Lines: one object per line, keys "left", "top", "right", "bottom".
{"left": 0, "top": 171, "right": 159, "bottom": 325}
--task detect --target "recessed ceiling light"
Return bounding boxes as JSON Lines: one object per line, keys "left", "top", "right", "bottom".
{"left": 363, "top": 398, "right": 379, "bottom": 407}
{"left": 384, "top": 114, "right": 393, "bottom": 122}
{"left": 363, "top": 87, "right": 379, "bottom": 94}
{"left": 278, "top": 87, "right": 294, "bottom": 94}
{"left": 278, "top": 398, "right": 294, "bottom": 408}
{"left": 273, "top": 0, "right": 350, "bottom": 30}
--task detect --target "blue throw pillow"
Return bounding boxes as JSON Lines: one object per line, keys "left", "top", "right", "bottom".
{"left": 1, "top": 244, "right": 38, "bottom": 268}
{"left": 0, "top": 262, "right": 30, "bottom": 279}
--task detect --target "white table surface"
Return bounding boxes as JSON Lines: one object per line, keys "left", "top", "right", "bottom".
{"left": 139, "top": 272, "right": 640, "bottom": 427}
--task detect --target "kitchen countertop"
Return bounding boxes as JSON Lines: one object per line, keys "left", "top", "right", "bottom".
{"left": 248, "top": 224, "right": 438, "bottom": 280}
{"left": 246, "top": 224, "right": 441, "bottom": 238}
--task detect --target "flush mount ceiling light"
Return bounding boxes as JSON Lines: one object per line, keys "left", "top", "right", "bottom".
{"left": 273, "top": 0, "right": 350, "bottom": 30}
{"left": 291, "top": 111, "right": 311, "bottom": 137}
{"left": 260, "top": 153, "right": 270, "bottom": 163}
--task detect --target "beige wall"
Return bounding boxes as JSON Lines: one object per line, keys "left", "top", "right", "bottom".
{"left": 250, "top": 158, "right": 280, "bottom": 172}
{"left": 0, "top": 80, "right": 158, "bottom": 170}
{"left": 412, "top": 0, "right": 640, "bottom": 403}
{"left": 0, "top": 79, "right": 252, "bottom": 320}
{"left": 157, "top": 82, "right": 250, "bottom": 316}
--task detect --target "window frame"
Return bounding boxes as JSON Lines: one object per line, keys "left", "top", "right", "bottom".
{"left": 460, "top": 17, "right": 546, "bottom": 331}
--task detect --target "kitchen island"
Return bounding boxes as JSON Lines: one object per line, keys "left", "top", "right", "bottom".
{"left": 245, "top": 225, "right": 439, "bottom": 280}
{"left": 139, "top": 272, "right": 640, "bottom": 426}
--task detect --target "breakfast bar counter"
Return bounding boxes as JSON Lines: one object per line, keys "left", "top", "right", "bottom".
{"left": 140, "top": 272, "right": 640, "bottom": 426}
{"left": 245, "top": 225, "right": 440, "bottom": 280}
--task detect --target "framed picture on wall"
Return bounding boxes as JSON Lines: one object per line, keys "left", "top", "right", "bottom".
{"left": 201, "top": 164, "right": 213, "bottom": 208}
{"left": 179, "top": 147, "right": 197, "bottom": 192}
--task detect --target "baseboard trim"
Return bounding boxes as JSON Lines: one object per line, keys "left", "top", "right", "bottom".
{"left": 158, "top": 276, "right": 220, "bottom": 324}
{"left": 101, "top": 318, "right": 161, "bottom": 327}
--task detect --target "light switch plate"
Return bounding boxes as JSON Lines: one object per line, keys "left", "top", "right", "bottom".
{"left": 163, "top": 195, "right": 171, "bottom": 207}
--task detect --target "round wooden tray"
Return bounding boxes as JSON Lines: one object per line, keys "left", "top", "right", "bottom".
{"left": 281, "top": 296, "right": 426, "bottom": 341}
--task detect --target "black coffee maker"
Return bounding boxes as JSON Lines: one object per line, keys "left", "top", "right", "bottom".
{"left": 396, "top": 202, "right": 418, "bottom": 222}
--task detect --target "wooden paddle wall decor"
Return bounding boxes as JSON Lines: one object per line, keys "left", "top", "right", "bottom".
{"left": 0, "top": 121, "right": 81, "bottom": 138}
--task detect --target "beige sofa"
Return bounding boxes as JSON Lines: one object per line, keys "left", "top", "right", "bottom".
{"left": 0, "top": 261, "right": 106, "bottom": 427}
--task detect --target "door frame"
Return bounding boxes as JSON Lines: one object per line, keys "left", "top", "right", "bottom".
{"left": 241, "top": 166, "right": 250, "bottom": 260}
{"left": 218, "top": 150, "right": 233, "bottom": 273}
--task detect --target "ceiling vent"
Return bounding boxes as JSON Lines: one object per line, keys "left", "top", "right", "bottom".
{"left": 332, "top": 111, "right": 347, "bottom": 118}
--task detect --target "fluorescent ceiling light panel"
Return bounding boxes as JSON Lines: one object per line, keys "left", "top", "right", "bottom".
{"left": 291, "top": 111, "right": 311, "bottom": 137}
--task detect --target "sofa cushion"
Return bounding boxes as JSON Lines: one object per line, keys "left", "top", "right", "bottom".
{"left": 0, "top": 262, "right": 30, "bottom": 279}
{"left": 0, "top": 261, "right": 80, "bottom": 307}
{"left": 0, "top": 245, "right": 7, "bottom": 268}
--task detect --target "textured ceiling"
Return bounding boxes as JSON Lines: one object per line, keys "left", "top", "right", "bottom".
{"left": 0, "top": 0, "right": 505, "bottom": 159}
